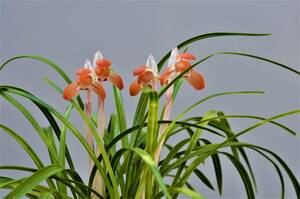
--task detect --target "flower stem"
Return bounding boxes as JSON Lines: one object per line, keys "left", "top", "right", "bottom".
{"left": 84, "top": 90, "right": 94, "bottom": 170}
{"left": 154, "top": 94, "right": 173, "bottom": 164}
{"left": 93, "top": 97, "right": 106, "bottom": 198}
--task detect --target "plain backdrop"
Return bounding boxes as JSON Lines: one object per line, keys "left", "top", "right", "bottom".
{"left": 1, "top": 1, "right": 299, "bottom": 199}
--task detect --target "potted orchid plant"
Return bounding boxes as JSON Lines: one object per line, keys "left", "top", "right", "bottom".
{"left": 0, "top": 32, "right": 299, "bottom": 199}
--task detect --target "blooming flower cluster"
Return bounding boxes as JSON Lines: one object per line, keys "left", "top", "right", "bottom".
{"left": 62, "top": 48, "right": 205, "bottom": 197}
{"left": 63, "top": 48, "right": 205, "bottom": 101}
{"left": 63, "top": 51, "right": 124, "bottom": 101}
{"left": 129, "top": 47, "right": 205, "bottom": 96}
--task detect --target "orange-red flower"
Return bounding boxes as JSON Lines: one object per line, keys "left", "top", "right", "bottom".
{"left": 63, "top": 51, "right": 124, "bottom": 101}
{"left": 160, "top": 47, "right": 205, "bottom": 91}
{"left": 94, "top": 51, "right": 124, "bottom": 90}
{"left": 129, "top": 55, "right": 159, "bottom": 96}
{"left": 63, "top": 60, "right": 106, "bottom": 101}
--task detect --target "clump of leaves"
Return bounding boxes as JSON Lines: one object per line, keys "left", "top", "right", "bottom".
{"left": 0, "top": 32, "right": 299, "bottom": 199}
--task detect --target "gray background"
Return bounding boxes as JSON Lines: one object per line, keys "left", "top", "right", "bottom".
{"left": 1, "top": 1, "right": 299, "bottom": 198}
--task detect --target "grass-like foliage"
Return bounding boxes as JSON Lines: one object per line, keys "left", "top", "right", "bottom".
{"left": 1, "top": 32, "right": 299, "bottom": 199}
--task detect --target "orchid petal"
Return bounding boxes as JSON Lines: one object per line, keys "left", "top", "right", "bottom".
{"left": 93, "top": 51, "right": 104, "bottom": 67}
{"left": 76, "top": 68, "right": 91, "bottom": 76}
{"left": 84, "top": 59, "right": 93, "bottom": 70}
{"left": 108, "top": 72, "right": 124, "bottom": 90}
{"left": 184, "top": 70, "right": 205, "bottom": 90}
{"left": 63, "top": 83, "right": 80, "bottom": 101}
{"left": 146, "top": 54, "right": 158, "bottom": 76}
{"left": 168, "top": 47, "right": 179, "bottom": 66}
{"left": 91, "top": 82, "right": 106, "bottom": 101}
{"left": 175, "top": 60, "right": 191, "bottom": 73}
{"left": 133, "top": 65, "right": 147, "bottom": 76}
{"left": 96, "top": 59, "right": 112, "bottom": 68}
{"left": 129, "top": 80, "right": 141, "bottom": 96}
{"left": 179, "top": 52, "right": 196, "bottom": 60}
{"left": 160, "top": 67, "right": 173, "bottom": 85}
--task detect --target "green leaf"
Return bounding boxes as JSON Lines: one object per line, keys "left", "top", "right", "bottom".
{"left": 0, "top": 125, "right": 44, "bottom": 169}
{"left": 0, "top": 85, "right": 117, "bottom": 198}
{"left": 193, "top": 169, "right": 215, "bottom": 191}
{"left": 220, "top": 152, "right": 255, "bottom": 199}
{"left": 157, "top": 32, "right": 271, "bottom": 71}
{"left": 219, "top": 52, "right": 300, "bottom": 75}
{"left": 201, "top": 139, "right": 223, "bottom": 195}
{"left": 38, "top": 192, "right": 54, "bottom": 199}
{"left": 43, "top": 78, "right": 120, "bottom": 198}
{"left": 113, "top": 86, "right": 128, "bottom": 147}
{"left": 157, "top": 91, "right": 264, "bottom": 150}
{"left": 43, "top": 126, "right": 58, "bottom": 164}
{"left": 0, "top": 165, "right": 98, "bottom": 199}
{"left": 4, "top": 165, "right": 63, "bottom": 199}
{"left": 130, "top": 147, "right": 171, "bottom": 199}
{"left": 58, "top": 104, "right": 73, "bottom": 167}
{"left": 159, "top": 51, "right": 300, "bottom": 97}
{"left": 172, "top": 111, "right": 218, "bottom": 194}
{"left": 0, "top": 92, "right": 59, "bottom": 164}
{"left": 131, "top": 93, "right": 149, "bottom": 146}
{"left": 1, "top": 55, "right": 84, "bottom": 108}
{"left": 248, "top": 147, "right": 285, "bottom": 199}
{"left": 169, "top": 187, "right": 206, "bottom": 199}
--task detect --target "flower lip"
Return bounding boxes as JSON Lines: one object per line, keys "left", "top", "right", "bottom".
{"left": 77, "top": 74, "right": 92, "bottom": 89}
{"left": 137, "top": 70, "right": 154, "bottom": 86}
{"left": 95, "top": 65, "right": 110, "bottom": 80}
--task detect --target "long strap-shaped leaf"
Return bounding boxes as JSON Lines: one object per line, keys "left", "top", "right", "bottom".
{"left": 0, "top": 92, "right": 59, "bottom": 164}
{"left": 0, "top": 55, "right": 84, "bottom": 108}
{"left": 0, "top": 86, "right": 118, "bottom": 198}
{"left": 4, "top": 165, "right": 63, "bottom": 199}
{"left": 159, "top": 51, "right": 300, "bottom": 97}
{"left": 88, "top": 120, "right": 223, "bottom": 190}
{"left": 112, "top": 86, "right": 128, "bottom": 147}
{"left": 0, "top": 125, "right": 56, "bottom": 189}
{"left": 157, "top": 32, "right": 271, "bottom": 71}
{"left": 219, "top": 152, "right": 255, "bottom": 199}
{"left": 110, "top": 147, "right": 172, "bottom": 199}
{"left": 0, "top": 165, "right": 103, "bottom": 199}
{"left": 157, "top": 91, "right": 264, "bottom": 149}
{"left": 161, "top": 108, "right": 299, "bottom": 176}
{"left": 171, "top": 111, "right": 218, "bottom": 195}
{"left": 43, "top": 79, "right": 120, "bottom": 197}
{"left": 169, "top": 187, "right": 205, "bottom": 199}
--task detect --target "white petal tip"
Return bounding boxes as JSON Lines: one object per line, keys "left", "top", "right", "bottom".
{"left": 146, "top": 54, "right": 158, "bottom": 74}
{"left": 84, "top": 59, "right": 92, "bottom": 69}
{"left": 168, "top": 47, "right": 179, "bottom": 66}
{"left": 93, "top": 50, "right": 103, "bottom": 66}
